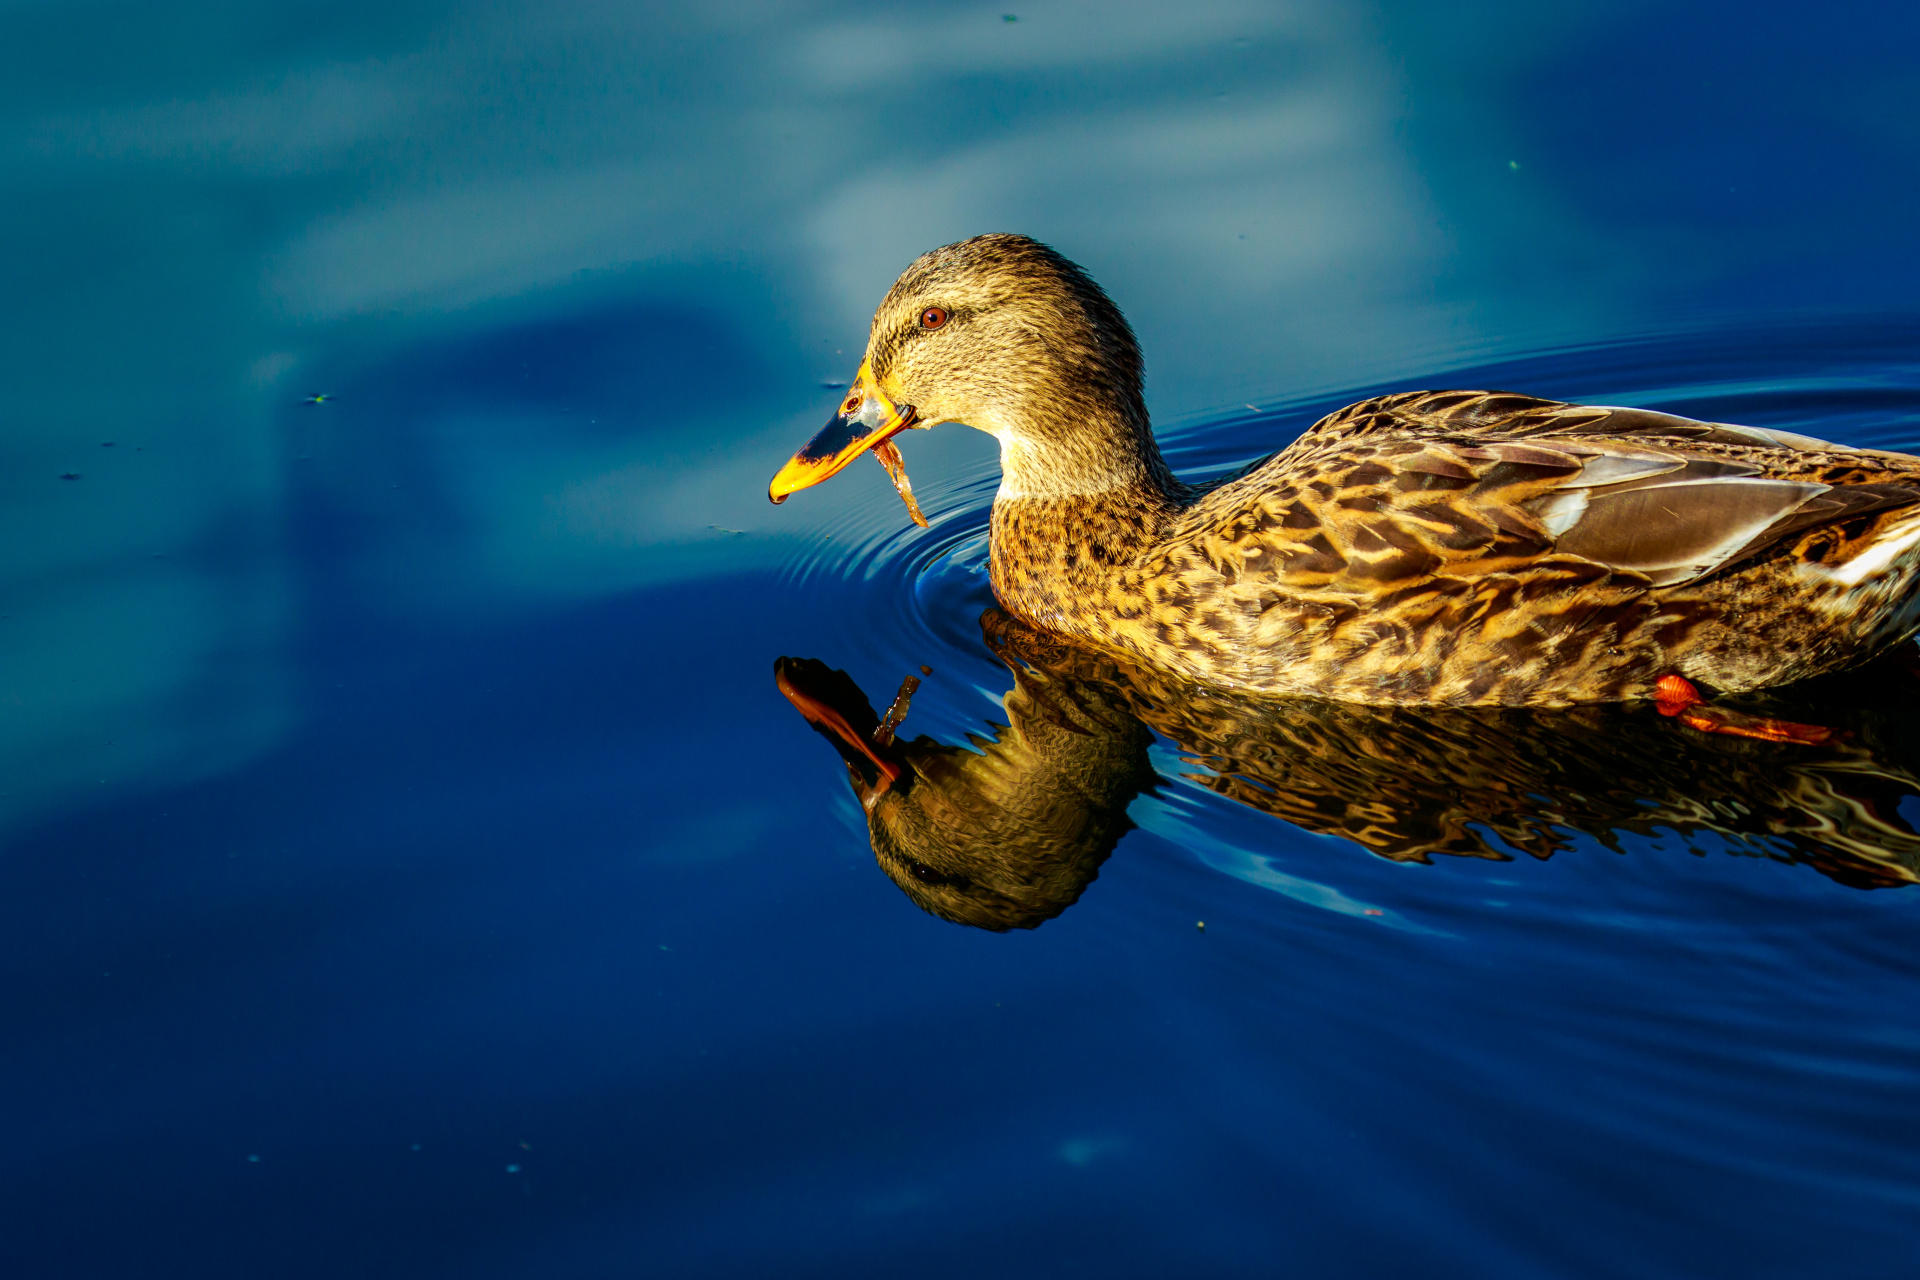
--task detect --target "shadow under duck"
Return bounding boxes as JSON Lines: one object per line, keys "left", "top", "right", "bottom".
{"left": 776, "top": 613, "right": 1920, "bottom": 931}
{"left": 771, "top": 234, "right": 1920, "bottom": 708}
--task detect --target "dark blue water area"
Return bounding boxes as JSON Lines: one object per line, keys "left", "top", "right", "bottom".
{"left": 7, "top": 315, "right": 1920, "bottom": 1279}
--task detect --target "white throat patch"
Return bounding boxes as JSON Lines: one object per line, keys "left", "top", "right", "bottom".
{"left": 994, "top": 436, "right": 1133, "bottom": 501}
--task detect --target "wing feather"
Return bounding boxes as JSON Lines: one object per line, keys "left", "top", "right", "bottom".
{"left": 1208, "top": 391, "right": 1920, "bottom": 596}
{"left": 1550, "top": 478, "right": 1830, "bottom": 586}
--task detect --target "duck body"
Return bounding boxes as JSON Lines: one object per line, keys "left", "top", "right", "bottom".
{"left": 773, "top": 234, "right": 1920, "bottom": 707}
{"left": 992, "top": 389, "right": 1920, "bottom": 705}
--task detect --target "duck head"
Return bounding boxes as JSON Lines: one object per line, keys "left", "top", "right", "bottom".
{"left": 769, "top": 233, "right": 1172, "bottom": 522}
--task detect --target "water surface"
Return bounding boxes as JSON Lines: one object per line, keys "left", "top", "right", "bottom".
{"left": 5, "top": 3, "right": 1920, "bottom": 1277}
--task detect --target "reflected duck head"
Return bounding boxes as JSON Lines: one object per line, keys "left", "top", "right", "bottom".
{"left": 775, "top": 654, "right": 1156, "bottom": 931}
{"left": 770, "top": 233, "right": 1170, "bottom": 519}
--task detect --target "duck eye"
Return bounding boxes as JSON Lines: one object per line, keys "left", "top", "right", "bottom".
{"left": 919, "top": 306, "right": 949, "bottom": 330}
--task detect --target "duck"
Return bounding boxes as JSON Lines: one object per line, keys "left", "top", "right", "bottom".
{"left": 769, "top": 233, "right": 1920, "bottom": 708}
{"left": 774, "top": 611, "right": 1920, "bottom": 930}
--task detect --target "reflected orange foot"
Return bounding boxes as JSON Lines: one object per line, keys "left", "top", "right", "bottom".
{"left": 1653, "top": 674, "right": 1837, "bottom": 745}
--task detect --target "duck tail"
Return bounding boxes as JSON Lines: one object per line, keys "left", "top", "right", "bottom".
{"left": 1828, "top": 505, "right": 1920, "bottom": 590}
{"left": 1824, "top": 504, "right": 1920, "bottom": 649}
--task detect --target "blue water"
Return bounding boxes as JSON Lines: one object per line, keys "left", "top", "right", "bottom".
{"left": 7, "top": 3, "right": 1920, "bottom": 1277}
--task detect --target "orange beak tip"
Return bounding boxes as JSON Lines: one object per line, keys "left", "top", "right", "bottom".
{"left": 768, "top": 455, "right": 835, "bottom": 503}
{"left": 768, "top": 375, "right": 917, "bottom": 508}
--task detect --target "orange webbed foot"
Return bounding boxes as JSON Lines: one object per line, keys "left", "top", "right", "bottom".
{"left": 1654, "top": 674, "right": 1837, "bottom": 745}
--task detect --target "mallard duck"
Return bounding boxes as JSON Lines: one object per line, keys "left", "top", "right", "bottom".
{"left": 770, "top": 234, "right": 1920, "bottom": 707}
{"left": 775, "top": 613, "right": 1920, "bottom": 930}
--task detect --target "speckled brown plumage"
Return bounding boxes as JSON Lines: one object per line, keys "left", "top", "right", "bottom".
{"left": 817, "top": 233, "right": 1920, "bottom": 706}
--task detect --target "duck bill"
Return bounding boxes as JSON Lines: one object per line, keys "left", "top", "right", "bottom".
{"left": 769, "top": 361, "right": 917, "bottom": 503}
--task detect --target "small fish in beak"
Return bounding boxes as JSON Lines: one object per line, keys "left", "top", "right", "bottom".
{"left": 768, "top": 361, "right": 928, "bottom": 527}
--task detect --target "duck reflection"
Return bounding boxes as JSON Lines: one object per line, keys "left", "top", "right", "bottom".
{"left": 777, "top": 612, "right": 1920, "bottom": 930}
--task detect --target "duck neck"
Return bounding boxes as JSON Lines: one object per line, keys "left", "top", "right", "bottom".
{"left": 986, "top": 398, "right": 1183, "bottom": 643}
{"left": 991, "top": 397, "right": 1180, "bottom": 506}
